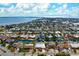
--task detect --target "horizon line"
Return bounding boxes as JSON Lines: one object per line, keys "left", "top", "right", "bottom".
{"left": 0, "top": 16, "right": 79, "bottom": 18}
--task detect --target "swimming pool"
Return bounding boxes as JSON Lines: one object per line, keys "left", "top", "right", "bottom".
{"left": 15, "top": 40, "right": 33, "bottom": 43}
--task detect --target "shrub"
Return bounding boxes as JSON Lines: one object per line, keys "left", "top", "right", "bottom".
{"left": 55, "top": 52, "right": 70, "bottom": 56}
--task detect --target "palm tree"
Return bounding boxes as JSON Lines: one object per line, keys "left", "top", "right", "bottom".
{"left": 44, "top": 35, "right": 49, "bottom": 42}
{"left": 51, "top": 34, "right": 57, "bottom": 42}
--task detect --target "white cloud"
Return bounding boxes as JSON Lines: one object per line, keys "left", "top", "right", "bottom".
{"left": 16, "top": 3, "right": 34, "bottom": 9}
{"left": 0, "top": 8, "right": 4, "bottom": 12}
{"left": 52, "top": 5, "right": 56, "bottom": 8}
{"left": 49, "top": 3, "right": 79, "bottom": 17}
{"left": 54, "top": 4, "right": 70, "bottom": 16}
{"left": 62, "top": 4, "right": 67, "bottom": 9}
{"left": 0, "top": 3, "right": 10, "bottom": 6}
{"left": 70, "top": 7, "right": 79, "bottom": 17}
{"left": 15, "top": 3, "right": 50, "bottom": 12}
{"left": 0, "top": 3, "right": 50, "bottom": 17}
{"left": 0, "top": 3, "right": 79, "bottom": 18}
{"left": 13, "top": 3, "right": 50, "bottom": 16}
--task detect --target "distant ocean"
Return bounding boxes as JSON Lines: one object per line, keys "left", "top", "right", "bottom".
{"left": 0, "top": 17, "right": 39, "bottom": 25}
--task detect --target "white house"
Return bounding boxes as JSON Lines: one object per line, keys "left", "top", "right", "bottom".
{"left": 35, "top": 43, "right": 45, "bottom": 48}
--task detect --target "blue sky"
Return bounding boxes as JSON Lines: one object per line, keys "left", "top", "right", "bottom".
{"left": 0, "top": 3, "right": 79, "bottom": 17}
{"left": 0, "top": 3, "right": 79, "bottom": 25}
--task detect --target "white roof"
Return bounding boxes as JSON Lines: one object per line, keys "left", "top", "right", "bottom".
{"left": 29, "top": 35, "right": 36, "bottom": 38}
{"left": 20, "top": 35, "right": 28, "bottom": 38}
{"left": 48, "top": 35, "right": 53, "bottom": 38}
{"left": 7, "top": 31, "right": 12, "bottom": 33}
{"left": 25, "top": 44, "right": 33, "bottom": 46}
{"left": 55, "top": 31, "right": 61, "bottom": 33}
{"left": 35, "top": 43, "right": 45, "bottom": 48}
{"left": 73, "top": 34, "right": 79, "bottom": 38}
{"left": 73, "top": 23, "right": 79, "bottom": 25}
{"left": 70, "top": 43, "right": 79, "bottom": 48}
{"left": 11, "top": 35, "right": 18, "bottom": 37}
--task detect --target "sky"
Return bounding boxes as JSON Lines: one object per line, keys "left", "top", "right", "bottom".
{"left": 0, "top": 3, "right": 79, "bottom": 17}
{"left": 0, "top": 3, "right": 79, "bottom": 25}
